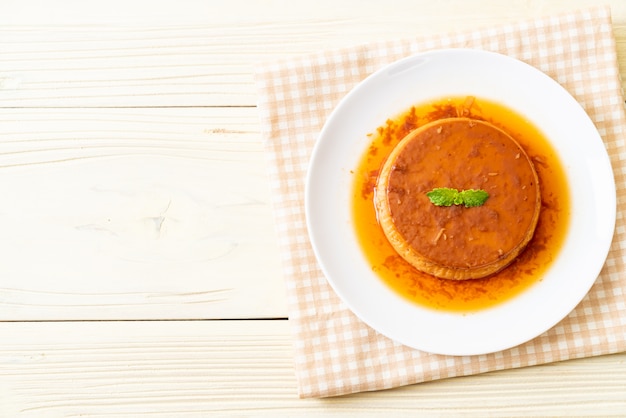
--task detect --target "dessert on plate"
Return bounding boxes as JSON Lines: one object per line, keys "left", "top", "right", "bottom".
{"left": 374, "top": 117, "right": 541, "bottom": 280}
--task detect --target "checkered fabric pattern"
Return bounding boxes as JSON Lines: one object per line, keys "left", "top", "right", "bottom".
{"left": 255, "top": 6, "right": 626, "bottom": 398}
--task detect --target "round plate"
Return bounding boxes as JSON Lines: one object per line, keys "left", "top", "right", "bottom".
{"left": 305, "top": 49, "right": 616, "bottom": 356}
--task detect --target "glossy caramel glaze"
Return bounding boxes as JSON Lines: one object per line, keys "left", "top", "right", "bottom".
{"left": 352, "top": 97, "right": 570, "bottom": 312}
{"left": 375, "top": 118, "right": 540, "bottom": 280}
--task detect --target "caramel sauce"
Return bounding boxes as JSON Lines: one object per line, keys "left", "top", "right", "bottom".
{"left": 352, "top": 97, "right": 571, "bottom": 312}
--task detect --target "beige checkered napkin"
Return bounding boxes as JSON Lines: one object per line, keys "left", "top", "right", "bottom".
{"left": 255, "top": 6, "right": 626, "bottom": 398}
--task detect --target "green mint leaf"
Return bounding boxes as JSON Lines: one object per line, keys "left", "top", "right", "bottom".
{"left": 426, "top": 187, "right": 489, "bottom": 207}
{"left": 426, "top": 187, "right": 459, "bottom": 206}
{"left": 459, "top": 189, "right": 489, "bottom": 207}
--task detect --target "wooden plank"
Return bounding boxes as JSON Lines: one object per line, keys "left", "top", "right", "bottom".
{"left": 0, "top": 320, "right": 625, "bottom": 416}
{"left": 0, "top": 107, "right": 286, "bottom": 320}
{"left": 0, "top": 0, "right": 624, "bottom": 107}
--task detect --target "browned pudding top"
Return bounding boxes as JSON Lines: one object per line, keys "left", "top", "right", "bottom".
{"left": 378, "top": 117, "right": 540, "bottom": 276}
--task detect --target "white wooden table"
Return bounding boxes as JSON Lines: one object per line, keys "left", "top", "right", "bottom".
{"left": 1, "top": 1, "right": 626, "bottom": 415}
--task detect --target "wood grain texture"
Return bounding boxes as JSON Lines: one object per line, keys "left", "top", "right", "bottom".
{"left": 0, "top": 0, "right": 623, "bottom": 321}
{"left": 0, "top": 0, "right": 625, "bottom": 414}
{"left": 0, "top": 108, "right": 285, "bottom": 320}
{"left": 0, "top": 0, "right": 624, "bottom": 107}
{"left": 0, "top": 320, "right": 625, "bottom": 417}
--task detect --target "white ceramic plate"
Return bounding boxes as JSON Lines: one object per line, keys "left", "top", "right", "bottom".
{"left": 305, "top": 49, "right": 616, "bottom": 356}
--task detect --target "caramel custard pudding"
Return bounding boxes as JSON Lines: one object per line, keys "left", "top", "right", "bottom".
{"left": 352, "top": 97, "right": 570, "bottom": 312}
{"left": 375, "top": 118, "right": 541, "bottom": 280}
